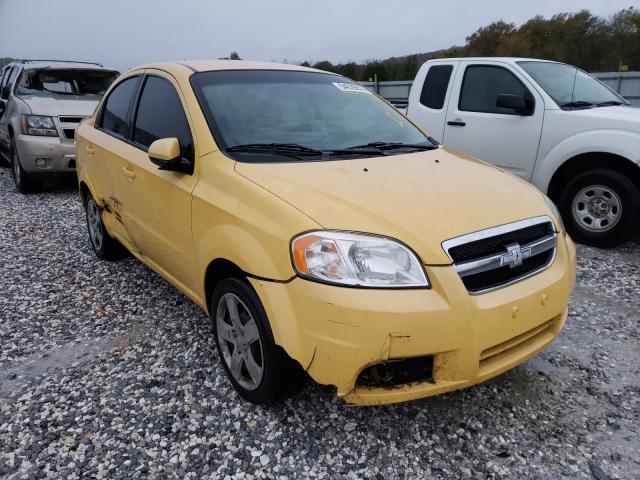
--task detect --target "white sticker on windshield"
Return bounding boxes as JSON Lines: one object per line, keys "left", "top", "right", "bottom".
{"left": 332, "top": 82, "right": 372, "bottom": 94}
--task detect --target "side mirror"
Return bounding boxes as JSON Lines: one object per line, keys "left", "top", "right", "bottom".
{"left": 148, "top": 137, "right": 192, "bottom": 174}
{"left": 0, "top": 86, "right": 10, "bottom": 100}
{"left": 496, "top": 93, "right": 531, "bottom": 115}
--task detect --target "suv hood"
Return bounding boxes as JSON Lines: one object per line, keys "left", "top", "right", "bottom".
{"left": 18, "top": 94, "right": 100, "bottom": 117}
{"left": 235, "top": 147, "right": 552, "bottom": 265}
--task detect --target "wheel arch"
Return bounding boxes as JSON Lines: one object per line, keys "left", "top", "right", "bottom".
{"left": 204, "top": 258, "right": 250, "bottom": 315}
{"left": 547, "top": 152, "right": 640, "bottom": 202}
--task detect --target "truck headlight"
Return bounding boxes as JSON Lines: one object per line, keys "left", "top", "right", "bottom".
{"left": 543, "top": 195, "right": 566, "bottom": 235}
{"left": 291, "top": 231, "right": 429, "bottom": 288}
{"left": 21, "top": 115, "right": 58, "bottom": 137}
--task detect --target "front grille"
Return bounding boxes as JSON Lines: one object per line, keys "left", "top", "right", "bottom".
{"left": 63, "top": 128, "right": 75, "bottom": 140}
{"left": 443, "top": 216, "right": 557, "bottom": 294}
{"left": 449, "top": 223, "right": 553, "bottom": 263}
{"left": 59, "top": 116, "right": 84, "bottom": 123}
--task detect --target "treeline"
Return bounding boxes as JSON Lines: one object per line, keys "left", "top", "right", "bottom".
{"left": 303, "top": 8, "right": 640, "bottom": 81}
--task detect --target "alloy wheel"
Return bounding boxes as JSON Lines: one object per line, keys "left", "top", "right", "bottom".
{"left": 87, "top": 199, "right": 104, "bottom": 251}
{"left": 216, "top": 292, "right": 264, "bottom": 390}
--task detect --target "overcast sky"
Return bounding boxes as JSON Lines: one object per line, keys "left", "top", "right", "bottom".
{"left": 0, "top": 0, "right": 634, "bottom": 71}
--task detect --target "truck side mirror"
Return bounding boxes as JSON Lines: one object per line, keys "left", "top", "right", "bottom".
{"left": 496, "top": 93, "right": 532, "bottom": 116}
{"left": 0, "top": 86, "right": 10, "bottom": 100}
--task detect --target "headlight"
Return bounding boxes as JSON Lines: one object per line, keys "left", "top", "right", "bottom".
{"left": 21, "top": 115, "right": 58, "bottom": 137}
{"left": 544, "top": 195, "right": 565, "bottom": 235}
{"left": 291, "top": 231, "right": 429, "bottom": 288}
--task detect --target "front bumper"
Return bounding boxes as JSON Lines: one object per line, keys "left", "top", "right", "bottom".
{"left": 251, "top": 235, "right": 576, "bottom": 406}
{"left": 15, "top": 134, "right": 76, "bottom": 174}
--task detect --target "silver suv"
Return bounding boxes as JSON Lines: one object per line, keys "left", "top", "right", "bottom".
{"left": 0, "top": 60, "right": 118, "bottom": 192}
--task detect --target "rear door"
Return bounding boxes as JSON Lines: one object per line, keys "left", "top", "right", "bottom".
{"left": 87, "top": 73, "right": 142, "bottom": 245}
{"left": 442, "top": 61, "right": 544, "bottom": 180}
{"left": 115, "top": 71, "right": 198, "bottom": 290}
{"left": 407, "top": 61, "right": 459, "bottom": 142}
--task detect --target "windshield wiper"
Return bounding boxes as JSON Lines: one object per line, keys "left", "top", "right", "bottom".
{"left": 560, "top": 101, "right": 595, "bottom": 109}
{"left": 347, "top": 141, "right": 438, "bottom": 151}
{"left": 226, "top": 143, "right": 388, "bottom": 159}
{"left": 595, "top": 100, "right": 625, "bottom": 107}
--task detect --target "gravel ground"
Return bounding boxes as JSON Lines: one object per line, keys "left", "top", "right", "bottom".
{"left": 0, "top": 167, "right": 638, "bottom": 480}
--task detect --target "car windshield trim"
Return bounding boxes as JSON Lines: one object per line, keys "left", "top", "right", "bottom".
{"left": 517, "top": 61, "right": 628, "bottom": 109}
{"left": 190, "top": 69, "right": 435, "bottom": 163}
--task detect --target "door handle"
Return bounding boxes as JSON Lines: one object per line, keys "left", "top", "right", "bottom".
{"left": 121, "top": 166, "right": 136, "bottom": 179}
{"left": 447, "top": 120, "right": 466, "bottom": 127}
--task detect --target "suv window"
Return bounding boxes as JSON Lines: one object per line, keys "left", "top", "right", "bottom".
{"left": 420, "top": 65, "right": 453, "bottom": 110}
{"left": 133, "top": 76, "right": 193, "bottom": 160}
{"left": 459, "top": 65, "right": 534, "bottom": 114}
{"left": 0, "top": 68, "right": 10, "bottom": 88}
{"left": 100, "top": 76, "right": 138, "bottom": 137}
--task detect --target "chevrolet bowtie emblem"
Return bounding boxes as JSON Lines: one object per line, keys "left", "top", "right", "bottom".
{"left": 501, "top": 243, "right": 532, "bottom": 268}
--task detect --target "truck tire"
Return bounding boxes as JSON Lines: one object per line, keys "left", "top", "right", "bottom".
{"left": 211, "top": 278, "right": 305, "bottom": 405}
{"left": 558, "top": 168, "right": 640, "bottom": 248}
{"left": 10, "top": 138, "right": 41, "bottom": 194}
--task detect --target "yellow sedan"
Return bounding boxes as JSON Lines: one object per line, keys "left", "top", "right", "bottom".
{"left": 75, "top": 61, "right": 576, "bottom": 405}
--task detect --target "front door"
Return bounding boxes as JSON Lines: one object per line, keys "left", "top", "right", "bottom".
{"left": 116, "top": 72, "right": 198, "bottom": 290}
{"left": 443, "top": 62, "right": 544, "bottom": 180}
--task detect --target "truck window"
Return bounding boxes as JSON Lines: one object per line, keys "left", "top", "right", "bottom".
{"left": 420, "top": 65, "right": 453, "bottom": 110}
{"left": 459, "top": 65, "right": 533, "bottom": 114}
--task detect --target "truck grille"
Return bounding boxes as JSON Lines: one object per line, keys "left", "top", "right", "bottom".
{"left": 58, "top": 116, "right": 85, "bottom": 141}
{"left": 442, "top": 216, "right": 557, "bottom": 294}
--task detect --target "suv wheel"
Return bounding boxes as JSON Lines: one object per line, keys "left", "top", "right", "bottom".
{"left": 10, "top": 138, "right": 40, "bottom": 194}
{"left": 85, "top": 191, "right": 121, "bottom": 260}
{"left": 211, "top": 278, "right": 305, "bottom": 405}
{"left": 558, "top": 168, "right": 640, "bottom": 247}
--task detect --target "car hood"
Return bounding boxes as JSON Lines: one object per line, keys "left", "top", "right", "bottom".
{"left": 235, "top": 147, "right": 553, "bottom": 265}
{"left": 18, "top": 94, "right": 100, "bottom": 117}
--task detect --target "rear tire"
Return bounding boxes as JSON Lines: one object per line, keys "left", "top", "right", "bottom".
{"left": 10, "top": 138, "right": 41, "bottom": 194}
{"left": 557, "top": 168, "right": 640, "bottom": 248}
{"left": 211, "top": 278, "right": 305, "bottom": 405}
{"left": 84, "top": 191, "right": 122, "bottom": 260}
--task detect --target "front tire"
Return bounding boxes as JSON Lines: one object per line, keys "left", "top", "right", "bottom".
{"left": 211, "top": 278, "right": 305, "bottom": 405}
{"left": 10, "top": 138, "right": 41, "bottom": 194}
{"left": 558, "top": 168, "right": 640, "bottom": 247}
{"left": 85, "top": 191, "right": 121, "bottom": 260}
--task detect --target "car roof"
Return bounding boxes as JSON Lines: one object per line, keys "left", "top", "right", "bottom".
{"left": 126, "top": 59, "right": 333, "bottom": 76}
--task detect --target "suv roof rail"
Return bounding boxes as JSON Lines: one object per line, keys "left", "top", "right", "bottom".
{"left": 15, "top": 59, "right": 104, "bottom": 67}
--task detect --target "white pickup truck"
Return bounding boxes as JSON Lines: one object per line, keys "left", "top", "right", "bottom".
{"left": 407, "top": 57, "right": 640, "bottom": 247}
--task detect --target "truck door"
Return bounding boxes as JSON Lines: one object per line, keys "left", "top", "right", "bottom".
{"left": 406, "top": 61, "right": 458, "bottom": 142}
{"left": 442, "top": 61, "right": 544, "bottom": 180}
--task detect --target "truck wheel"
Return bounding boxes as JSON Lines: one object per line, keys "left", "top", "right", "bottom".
{"left": 211, "top": 278, "right": 305, "bottom": 405}
{"left": 85, "top": 191, "right": 122, "bottom": 260}
{"left": 10, "top": 138, "right": 41, "bottom": 194}
{"left": 558, "top": 168, "right": 640, "bottom": 248}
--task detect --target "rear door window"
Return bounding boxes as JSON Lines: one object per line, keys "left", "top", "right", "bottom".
{"left": 132, "top": 75, "right": 193, "bottom": 160}
{"left": 100, "top": 76, "right": 139, "bottom": 138}
{"left": 459, "top": 65, "right": 534, "bottom": 114}
{"left": 420, "top": 65, "right": 453, "bottom": 110}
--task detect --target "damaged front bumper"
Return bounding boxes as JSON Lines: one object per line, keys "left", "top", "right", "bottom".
{"left": 250, "top": 236, "right": 576, "bottom": 406}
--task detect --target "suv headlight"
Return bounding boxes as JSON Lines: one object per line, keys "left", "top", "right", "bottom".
{"left": 21, "top": 115, "right": 58, "bottom": 137}
{"left": 291, "top": 231, "right": 429, "bottom": 288}
{"left": 544, "top": 195, "right": 565, "bottom": 235}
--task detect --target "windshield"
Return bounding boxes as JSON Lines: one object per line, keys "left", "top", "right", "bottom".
{"left": 16, "top": 68, "right": 119, "bottom": 97}
{"left": 518, "top": 61, "right": 627, "bottom": 108}
{"left": 190, "top": 70, "right": 432, "bottom": 161}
